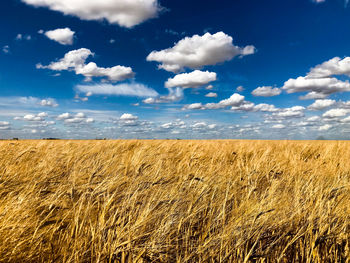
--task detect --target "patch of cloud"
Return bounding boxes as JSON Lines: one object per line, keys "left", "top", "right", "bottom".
{"left": 21, "top": 0, "right": 162, "bottom": 28}
{"left": 147, "top": 32, "right": 256, "bottom": 72}
{"left": 76, "top": 82, "right": 158, "bottom": 97}
{"left": 165, "top": 70, "right": 217, "bottom": 89}
{"left": 15, "top": 34, "right": 31, "bottom": 41}
{"left": 2, "top": 45, "right": 10, "bottom": 54}
{"left": 319, "top": 124, "right": 332, "bottom": 131}
{"left": 21, "top": 112, "right": 48, "bottom": 121}
{"left": 272, "top": 124, "right": 286, "bottom": 129}
{"left": 308, "top": 57, "right": 350, "bottom": 78}
{"left": 57, "top": 112, "right": 94, "bottom": 124}
{"left": 282, "top": 76, "right": 350, "bottom": 99}
{"left": 39, "top": 98, "right": 59, "bottom": 107}
{"left": 322, "top": 108, "right": 350, "bottom": 118}
{"left": 251, "top": 86, "right": 281, "bottom": 97}
{"left": 44, "top": 28, "right": 75, "bottom": 45}
{"left": 236, "top": 86, "right": 245, "bottom": 92}
{"left": 273, "top": 106, "right": 305, "bottom": 118}
{"left": 37, "top": 48, "right": 134, "bottom": 82}
{"left": 183, "top": 93, "right": 245, "bottom": 110}
{"left": 143, "top": 88, "right": 183, "bottom": 104}
{"left": 307, "top": 99, "right": 336, "bottom": 111}
{"left": 120, "top": 113, "right": 138, "bottom": 121}
{"left": 205, "top": 92, "right": 218, "bottom": 98}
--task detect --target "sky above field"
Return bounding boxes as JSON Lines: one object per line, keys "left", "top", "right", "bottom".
{"left": 2, "top": 0, "right": 350, "bottom": 139}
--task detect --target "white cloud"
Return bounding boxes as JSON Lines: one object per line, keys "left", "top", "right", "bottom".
{"left": 273, "top": 106, "right": 305, "bottom": 118}
{"left": 2, "top": 45, "right": 10, "bottom": 54}
{"left": 308, "top": 57, "right": 350, "bottom": 78}
{"left": 322, "top": 108, "right": 349, "bottom": 118}
{"left": 215, "top": 93, "right": 245, "bottom": 108}
{"left": 37, "top": 112, "right": 48, "bottom": 117}
{"left": 165, "top": 70, "right": 217, "bottom": 89}
{"left": 76, "top": 83, "right": 158, "bottom": 97}
{"left": 253, "top": 103, "right": 279, "bottom": 112}
{"left": 15, "top": 34, "right": 31, "bottom": 41}
{"left": 143, "top": 87, "right": 183, "bottom": 104}
{"left": 307, "top": 116, "right": 321, "bottom": 122}
{"left": 183, "top": 103, "right": 204, "bottom": 110}
{"left": 272, "top": 124, "right": 286, "bottom": 129}
{"left": 40, "top": 98, "right": 59, "bottom": 107}
{"left": 299, "top": 91, "right": 328, "bottom": 100}
{"left": 307, "top": 99, "right": 336, "bottom": 110}
{"left": 57, "top": 112, "right": 71, "bottom": 120}
{"left": 319, "top": 124, "right": 332, "bottom": 131}
{"left": 23, "top": 114, "right": 43, "bottom": 121}
{"left": 120, "top": 113, "right": 138, "bottom": 121}
{"left": 342, "top": 116, "right": 350, "bottom": 122}
{"left": 44, "top": 28, "right": 75, "bottom": 45}
{"left": 251, "top": 86, "right": 281, "bottom": 97}
{"left": 0, "top": 121, "right": 10, "bottom": 126}
{"left": 282, "top": 76, "right": 350, "bottom": 98}
{"left": 192, "top": 122, "right": 207, "bottom": 129}
{"left": 86, "top": 118, "right": 94, "bottom": 123}
{"left": 56, "top": 112, "right": 94, "bottom": 124}
{"left": 21, "top": 0, "right": 162, "bottom": 28}
{"left": 146, "top": 32, "right": 256, "bottom": 72}
{"left": 236, "top": 86, "right": 245, "bottom": 92}
{"left": 183, "top": 93, "right": 245, "bottom": 110}
{"left": 205, "top": 92, "right": 218, "bottom": 98}
{"left": 37, "top": 48, "right": 134, "bottom": 82}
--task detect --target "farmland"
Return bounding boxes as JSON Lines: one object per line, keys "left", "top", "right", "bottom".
{"left": 0, "top": 140, "right": 349, "bottom": 262}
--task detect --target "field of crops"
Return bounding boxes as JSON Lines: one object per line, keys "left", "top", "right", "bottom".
{"left": 0, "top": 140, "right": 349, "bottom": 262}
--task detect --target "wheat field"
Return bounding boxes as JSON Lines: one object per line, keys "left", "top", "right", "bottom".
{"left": 0, "top": 140, "right": 349, "bottom": 262}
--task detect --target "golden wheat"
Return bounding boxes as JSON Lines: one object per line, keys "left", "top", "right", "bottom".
{"left": 0, "top": 140, "right": 349, "bottom": 262}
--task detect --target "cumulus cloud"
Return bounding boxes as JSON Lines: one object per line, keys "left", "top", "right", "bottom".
{"left": 251, "top": 86, "right": 281, "bottom": 97}
{"left": 183, "top": 93, "right": 245, "bottom": 110}
{"left": 319, "top": 124, "right": 332, "bottom": 131}
{"left": 322, "top": 108, "right": 349, "bottom": 118}
{"left": 57, "top": 113, "right": 71, "bottom": 120}
{"left": 39, "top": 98, "right": 59, "bottom": 107}
{"left": 15, "top": 34, "right": 31, "bottom": 41}
{"left": 0, "top": 121, "right": 10, "bottom": 130}
{"left": 143, "top": 88, "right": 183, "bottom": 104}
{"left": 44, "top": 28, "right": 75, "bottom": 45}
{"left": 0, "top": 121, "right": 10, "bottom": 126}
{"left": 2, "top": 45, "right": 10, "bottom": 54}
{"left": 236, "top": 86, "right": 245, "bottom": 92}
{"left": 307, "top": 99, "right": 336, "bottom": 111}
{"left": 57, "top": 112, "right": 94, "bottom": 124}
{"left": 253, "top": 103, "right": 279, "bottom": 112}
{"left": 146, "top": 32, "right": 256, "bottom": 72}
{"left": 120, "top": 113, "right": 138, "bottom": 121}
{"left": 273, "top": 106, "right": 305, "bottom": 118}
{"left": 308, "top": 57, "right": 350, "bottom": 78}
{"left": 21, "top": 0, "right": 162, "bottom": 28}
{"left": 76, "top": 83, "right": 158, "bottom": 97}
{"left": 282, "top": 76, "right": 350, "bottom": 99}
{"left": 165, "top": 70, "right": 217, "bottom": 89}
{"left": 272, "top": 124, "right": 286, "bottom": 129}
{"left": 37, "top": 48, "right": 134, "bottom": 82}
{"left": 205, "top": 92, "right": 218, "bottom": 98}
{"left": 23, "top": 113, "right": 45, "bottom": 121}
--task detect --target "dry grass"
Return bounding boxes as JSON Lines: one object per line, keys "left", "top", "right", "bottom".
{"left": 0, "top": 140, "right": 350, "bottom": 262}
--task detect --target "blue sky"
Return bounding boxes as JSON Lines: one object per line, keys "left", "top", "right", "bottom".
{"left": 1, "top": 0, "right": 350, "bottom": 139}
